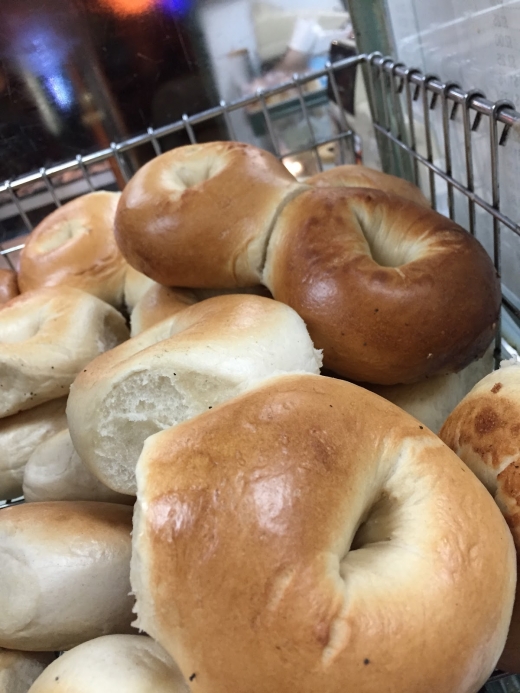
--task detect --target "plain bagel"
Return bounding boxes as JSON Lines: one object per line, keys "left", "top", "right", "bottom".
{"left": 263, "top": 187, "right": 501, "bottom": 384}
{"left": 0, "top": 269, "right": 19, "bottom": 305}
{"left": 0, "top": 501, "right": 135, "bottom": 651}
{"left": 0, "top": 398, "right": 67, "bottom": 501}
{"left": 307, "top": 164, "right": 430, "bottom": 207}
{"left": 18, "top": 192, "right": 127, "bottom": 306}
{"left": 131, "top": 373, "right": 515, "bottom": 693}
{"left": 0, "top": 287, "right": 129, "bottom": 417}
{"left": 440, "top": 358, "right": 520, "bottom": 672}
{"left": 130, "top": 284, "right": 197, "bottom": 337}
{"left": 114, "top": 141, "right": 304, "bottom": 287}
{"left": 67, "top": 294, "right": 322, "bottom": 495}
{"left": 28, "top": 635, "right": 189, "bottom": 693}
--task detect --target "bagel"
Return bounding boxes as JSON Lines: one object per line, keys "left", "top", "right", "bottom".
{"left": 263, "top": 187, "right": 501, "bottom": 384}
{"left": 123, "top": 265, "right": 156, "bottom": 311}
{"left": 114, "top": 141, "right": 304, "bottom": 287}
{"left": 0, "top": 269, "right": 19, "bottom": 305}
{"left": 67, "top": 294, "right": 322, "bottom": 495}
{"left": 131, "top": 373, "right": 515, "bottom": 693}
{"left": 307, "top": 164, "right": 430, "bottom": 207}
{"left": 366, "top": 346, "right": 494, "bottom": 434}
{"left": 0, "top": 398, "right": 67, "bottom": 501}
{"left": 0, "top": 287, "right": 129, "bottom": 417}
{"left": 130, "top": 284, "right": 197, "bottom": 337}
{"left": 23, "top": 429, "right": 135, "bottom": 505}
{"left": 0, "top": 650, "right": 54, "bottom": 693}
{"left": 28, "top": 635, "right": 189, "bottom": 693}
{"left": 0, "top": 501, "right": 134, "bottom": 651}
{"left": 18, "top": 192, "right": 127, "bottom": 306}
{"left": 440, "top": 358, "right": 520, "bottom": 672}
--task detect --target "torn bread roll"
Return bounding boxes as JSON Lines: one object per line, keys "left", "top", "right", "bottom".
{"left": 67, "top": 294, "right": 322, "bottom": 495}
{"left": 28, "top": 636, "right": 189, "bottom": 693}
{"left": 18, "top": 192, "right": 127, "bottom": 306}
{"left": 0, "top": 650, "right": 54, "bottom": 693}
{"left": 440, "top": 358, "right": 520, "bottom": 672}
{"left": 0, "top": 398, "right": 67, "bottom": 501}
{"left": 0, "top": 287, "right": 129, "bottom": 417}
{"left": 23, "top": 429, "right": 134, "bottom": 504}
{"left": 0, "top": 501, "right": 135, "bottom": 651}
{"left": 131, "top": 373, "right": 515, "bottom": 693}
{"left": 114, "top": 141, "right": 304, "bottom": 287}
{"left": 307, "top": 164, "right": 430, "bottom": 207}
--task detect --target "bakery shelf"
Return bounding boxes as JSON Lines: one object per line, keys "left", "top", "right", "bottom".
{"left": 1, "top": 51, "right": 520, "bottom": 691}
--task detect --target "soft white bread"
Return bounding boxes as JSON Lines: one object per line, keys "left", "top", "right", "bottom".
{"left": 131, "top": 373, "right": 515, "bottom": 693}
{"left": 0, "top": 650, "right": 54, "bottom": 693}
{"left": 23, "top": 429, "right": 134, "bottom": 505}
{"left": 18, "top": 192, "right": 127, "bottom": 306}
{"left": 0, "top": 287, "right": 129, "bottom": 417}
{"left": 0, "top": 269, "right": 19, "bottom": 305}
{"left": 307, "top": 164, "right": 431, "bottom": 207}
{"left": 114, "top": 141, "right": 305, "bottom": 287}
{"left": 0, "top": 501, "right": 135, "bottom": 651}
{"left": 440, "top": 358, "right": 520, "bottom": 672}
{"left": 0, "top": 398, "right": 67, "bottom": 501}
{"left": 28, "top": 635, "right": 189, "bottom": 693}
{"left": 367, "top": 347, "right": 494, "bottom": 433}
{"left": 67, "top": 294, "right": 322, "bottom": 495}
{"left": 130, "top": 285, "right": 196, "bottom": 337}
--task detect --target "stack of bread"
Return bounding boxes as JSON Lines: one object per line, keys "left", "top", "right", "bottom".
{"left": 0, "top": 140, "right": 517, "bottom": 693}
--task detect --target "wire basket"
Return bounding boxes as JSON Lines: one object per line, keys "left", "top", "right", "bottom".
{"left": 1, "top": 52, "right": 520, "bottom": 691}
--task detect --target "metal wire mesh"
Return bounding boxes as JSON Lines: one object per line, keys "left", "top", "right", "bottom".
{"left": 1, "top": 52, "right": 520, "bottom": 690}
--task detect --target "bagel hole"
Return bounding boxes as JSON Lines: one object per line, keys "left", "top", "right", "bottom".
{"left": 170, "top": 156, "right": 226, "bottom": 190}
{"left": 36, "top": 220, "right": 88, "bottom": 253}
{"left": 354, "top": 210, "right": 424, "bottom": 268}
{"left": 349, "top": 490, "right": 399, "bottom": 552}
{"left": 0, "top": 311, "right": 42, "bottom": 343}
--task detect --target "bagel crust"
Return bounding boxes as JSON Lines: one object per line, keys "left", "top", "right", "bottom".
{"left": 0, "top": 269, "right": 19, "bottom": 305}
{"left": 114, "top": 141, "right": 303, "bottom": 288}
{"left": 307, "top": 164, "right": 430, "bottom": 207}
{"left": 18, "top": 192, "right": 127, "bottom": 306}
{"left": 263, "top": 187, "right": 501, "bottom": 384}
{"left": 131, "top": 374, "right": 515, "bottom": 693}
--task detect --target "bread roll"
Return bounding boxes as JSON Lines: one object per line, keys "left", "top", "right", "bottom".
{"left": 18, "top": 192, "right": 127, "bottom": 306}
{"left": 307, "top": 164, "right": 430, "bottom": 207}
{"left": 0, "top": 650, "right": 54, "bottom": 693}
{"left": 123, "top": 266, "right": 156, "bottom": 311}
{"left": 0, "top": 269, "right": 19, "bottom": 305}
{"left": 114, "top": 141, "right": 304, "bottom": 287}
{"left": 130, "top": 285, "right": 196, "bottom": 337}
{"left": 440, "top": 358, "right": 520, "bottom": 672}
{"left": 23, "top": 429, "right": 134, "bottom": 504}
{"left": 28, "top": 636, "right": 189, "bottom": 693}
{"left": 263, "top": 187, "right": 501, "bottom": 384}
{"left": 131, "top": 373, "right": 515, "bottom": 693}
{"left": 0, "top": 398, "right": 67, "bottom": 501}
{"left": 0, "top": 287, "right": 129, "bottom": 417}
{"left": 0, "top": 501, "right": 134, "bottom": 651}
{"left": 67, "top": 294, "right": 322, "bottom": 495}
{"left": 367, "top": 347, "right": 494, "bottom": 434}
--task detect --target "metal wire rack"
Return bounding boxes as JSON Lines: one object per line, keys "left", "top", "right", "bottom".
{"left": 1, "top": 52, "right": 520, "bottom": 691}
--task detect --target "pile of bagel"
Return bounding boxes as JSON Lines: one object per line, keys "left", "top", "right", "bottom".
{"left": 0, "top": 140, "right": 518, "bottom": 693}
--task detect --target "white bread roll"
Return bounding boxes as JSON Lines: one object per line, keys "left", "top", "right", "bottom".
{"left": 0, "top": 650, "right": 54, "bottom": 693}
{"left": 0, "top": 501, "right": 135, "bottom": 651}
{"left": 28, "top": 636, "right": 189, "bottom": 693}
{"left": 23, "top": 429, "right": 134, "bottom": 504}
{"left": 0, "top": 287, "right": 129, "bottom": 417}
{"left": 67, "top": 294, "right": 322, "bottom": 495}
{"left": 131, "top": 373, "right": 515, "bottom": 693}
{"left": 367, "top": 347, "right": 494, "bottom": 433}
{"left": 0, "top": 398, "right": 67, "bottom": 501}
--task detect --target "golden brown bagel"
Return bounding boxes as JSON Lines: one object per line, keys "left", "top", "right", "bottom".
{"left": 263, "top": 187, "right": 501, "bottom": 384}
{"left": 307, "top": 164, "right": 430, "bottom": 207}
{"left": 18, "top": 192, "right": 127, "bottom": 306}
{"left": 0, "top": 269, "right": 19, "bottom": 305}
{"left": 440, "top": 359, "right": 520, "bottom": 673}
{"left": 114, "top": 141, "right": 303, "bottom": 287}
{"left": 131, "top": 373, "right": 515, "bottom": 693}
